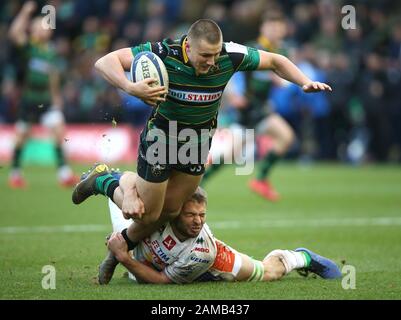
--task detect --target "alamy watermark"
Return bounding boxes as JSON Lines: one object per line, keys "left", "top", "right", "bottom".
{"left": 341, "top": 265, "right": 356, "bottom": 290}
{"left": 143, "top": 122, "right": 254, "bottom": 175}
{"left": 41, "top": 265, "right": 56, "bottom": 289}
{"left": 341, "top": 5, "right": 356, "bottom": 30}
{"left": 41, "top": 5, "right": 56, "bottom": 30}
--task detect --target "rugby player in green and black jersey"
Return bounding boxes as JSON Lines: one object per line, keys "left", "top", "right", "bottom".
{"left": 8, "top": 1, "right": 78, "bottom": 188}
{"left": 73, "top": 19, "right": 332, "bottom": 284}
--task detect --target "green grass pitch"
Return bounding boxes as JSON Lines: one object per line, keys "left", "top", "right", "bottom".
{"left": 1, "top": 163, "right": 400, "bottom": 299}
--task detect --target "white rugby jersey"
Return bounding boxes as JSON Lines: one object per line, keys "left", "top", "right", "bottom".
{"left": 133, "top": 222, "right": 217, "bottom": 284}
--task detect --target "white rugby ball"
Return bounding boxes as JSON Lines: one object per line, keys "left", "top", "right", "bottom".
{"left": 130, "top": 51, "right": 169, "bottom": 88}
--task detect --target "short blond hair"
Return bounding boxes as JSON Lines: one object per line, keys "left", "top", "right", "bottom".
{"left": 187, "top": 19, "right": 222, "bottom": 44}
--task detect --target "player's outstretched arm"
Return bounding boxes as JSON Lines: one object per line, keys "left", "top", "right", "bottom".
{"left": 257, "top": 50, "right": 332, "bottom": 93}
{"left": 94, "top": 48, "right": 167, "bottom": 106}
{"left": 107, "top": 232, "right": 172, "bottom": 284}
{"left": 8, "top": 1, "right": 37, "bottom": 46}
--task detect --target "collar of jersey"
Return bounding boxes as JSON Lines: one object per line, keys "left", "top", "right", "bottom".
{"left": 30, "top": 39, "right": 48, "bottom": 50}
{"left": 181, "top": 36, "right": 189, "bottom": 64}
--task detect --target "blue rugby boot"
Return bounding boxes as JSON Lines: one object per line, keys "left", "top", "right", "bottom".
{"left": 295, "top": 247, "right": 342, "bottom": 279}
{"left": 109, "top": 168, "right": 122, "bottom": 181}
{"left": 72, "top": 163, "right": 110, "bottom": 204}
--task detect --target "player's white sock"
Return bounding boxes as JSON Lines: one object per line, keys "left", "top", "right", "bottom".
{"left": 10, "top": 168, "right": 23, "bottom": 178}
{"left": 58, "top": 165, "right": 72, "bottom": 180}
{"left": 108, "top": 199, "right": 131, "bottom": 232}
{"left": 264, "top": 249, "right": 310, "bottom": 274}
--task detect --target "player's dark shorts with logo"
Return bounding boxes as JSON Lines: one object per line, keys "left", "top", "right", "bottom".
{"left": 238, "top": 100, "right": 273, "bottom": 129}
{"left": 18, "top": 99, "right": 50, "bottom": 123}
{"left": 137, "top": 113, "right": 216, "bottom": 183}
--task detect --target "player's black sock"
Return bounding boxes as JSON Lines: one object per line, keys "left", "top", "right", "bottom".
{"left": 256, "top": 151, "right": 280, "bottom": 180}
{"left": 95, "top": 174, "right": 119, "bottom": 198}
{"left": 55, "top": 145, "right": 66, "bottom": 167}
{"left": 106, "top": 179, "right": 119, "bottom": 199}
{"left": 121, "top": 228, "right": 138, "bottom": 250}
{"left": 12, "top": 146, "right": 23, "bottom": 169}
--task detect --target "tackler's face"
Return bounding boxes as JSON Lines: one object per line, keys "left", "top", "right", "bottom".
{"left": 175, "top": 201, "right": 207, "bottom": 238}
{"left": 186, "top": 39, "right": 222, "bottom": 75}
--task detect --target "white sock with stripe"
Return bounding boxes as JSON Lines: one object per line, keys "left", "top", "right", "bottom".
{"left": 264, "top": 249, "right": 310, "bottom": 274}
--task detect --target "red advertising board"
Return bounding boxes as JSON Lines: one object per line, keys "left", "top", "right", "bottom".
{"left": 0, "top": 124, "right": 141, "bottom": 164}
{"left": 0, "top": 124, "right": 271, "bottom": 165}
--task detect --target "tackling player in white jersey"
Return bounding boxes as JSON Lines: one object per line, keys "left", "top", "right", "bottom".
{"left": 104, "top": 171, "right": 342, "bottom": 284}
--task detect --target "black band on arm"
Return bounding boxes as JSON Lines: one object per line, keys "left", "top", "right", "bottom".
{"left": 121, "top": 228, "right": 138, "bottom": 250}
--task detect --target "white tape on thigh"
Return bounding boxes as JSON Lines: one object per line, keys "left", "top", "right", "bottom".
{"left": 232, "top": 251, "right": 242, "bottom": 277}
{"left": 15, "top": 120, "right": 30, "bottom": 133}
{"left": 41, "top": 109, "right": 64, "bottom": 128}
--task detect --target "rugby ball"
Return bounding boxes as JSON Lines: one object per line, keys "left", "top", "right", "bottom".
{"left": 130, "top": 51, "right": 169, "bottom": 88}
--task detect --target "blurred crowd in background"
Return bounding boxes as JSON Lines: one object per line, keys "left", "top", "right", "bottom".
{"left": 0, "top": 0, "right": 400, "bottom": 163}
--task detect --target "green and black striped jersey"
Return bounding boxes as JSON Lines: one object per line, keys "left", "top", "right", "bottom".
{"left": 17, "top": 41, "right": 57, "bottom": 106}
{"left": 238, "top": 36, "right": 289, "bottom": 127}
{"left": 246, "top": 36, "right": 288, "bottom": 103}
{"left": 131, "top": 36, "right": 260, "bottom": 128}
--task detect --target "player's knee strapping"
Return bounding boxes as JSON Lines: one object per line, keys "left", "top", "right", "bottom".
{"left": 264, "top": 249, "right": 310, "bottom": 274}
{"left": 247, "top": 259, "right": 264, "bottom": 282}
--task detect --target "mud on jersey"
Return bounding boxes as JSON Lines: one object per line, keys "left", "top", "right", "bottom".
{"left": 131, "top": 36, "right": 260, "bottom": 128}
{"left": 133, "top": 222, "right": 217, "bottom": 284}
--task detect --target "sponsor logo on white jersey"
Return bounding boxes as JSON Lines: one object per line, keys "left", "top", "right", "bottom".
{"left": 162, "top": 235, "right": 177, "bottom": 250}
{"left": 190, "top": 256, "right": 210, "bottom": 264}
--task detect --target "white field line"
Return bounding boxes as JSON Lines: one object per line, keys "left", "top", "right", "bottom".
{"left": 211, "top": 217, "right": 401, "bottom": 229}
{"left": 1, "top": 217, "right": 401, "bottom": 234}
{"left": 0, "top": 224, "right": 110, "bottom": 234}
